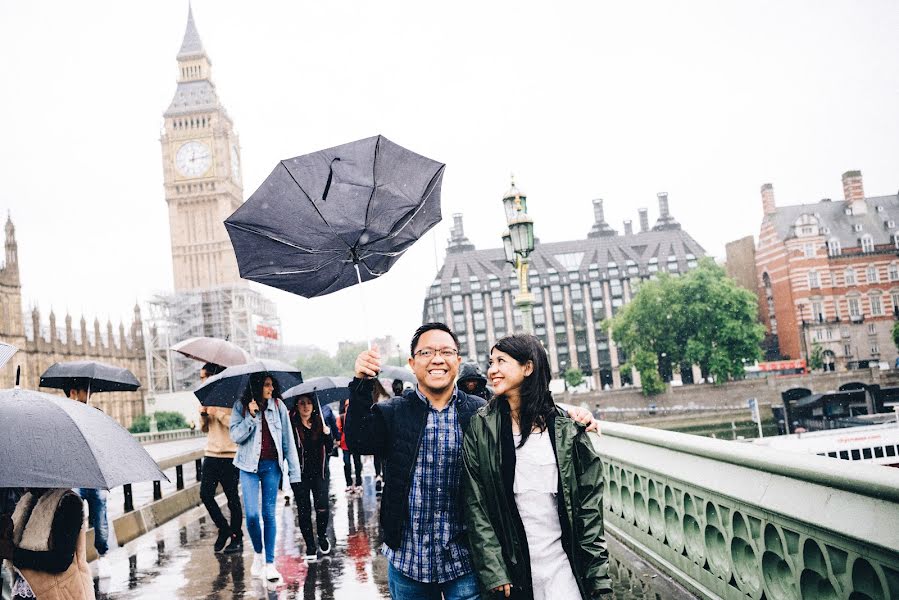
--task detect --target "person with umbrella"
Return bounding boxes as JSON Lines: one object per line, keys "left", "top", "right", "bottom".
{"left": 229, "top": 372, "right": 302, "bottom": 583}
{"left": 197, "top": 363, "right": 243, "bottom": 555}
{"left": 0, "top": 487, "right": 94, "bottom": 600}
{"left": 0, "top": 388, "right": 166, "bottom": 600}
{"left": 346, "top": 322, "right": 598, "bottom": 600}
{"left": 287, "top": 393, "right": 333, "bottom": 563}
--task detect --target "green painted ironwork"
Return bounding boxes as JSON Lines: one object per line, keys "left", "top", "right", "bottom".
{"left": 593, "top": 422, "right": 899, "bottom": 599}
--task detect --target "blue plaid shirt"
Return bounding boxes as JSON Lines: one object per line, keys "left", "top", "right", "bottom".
{"left": 383, "top": 387, "right": 473, "bottom": 583}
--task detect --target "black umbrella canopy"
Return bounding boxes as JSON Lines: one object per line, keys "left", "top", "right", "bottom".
{"left": 40, "top": 360, "right": 141, "bottom": 393}
{"left": 194, "top": 359, "right": 303, "bottom": 408}
{"left": 282, "top": 376, "right": 351, "bottom": 410}
{"left": 225, "top": 135, "right": 445, "bottom": 298}
{"left": 0, "top": 389, "right": 167, "bottom": 489}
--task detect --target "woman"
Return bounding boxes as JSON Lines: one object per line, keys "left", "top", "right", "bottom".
{"left": 335, "top": 400, "right": 363, "bottom": 495}
{"left": 230, "top": 373, "right": 302, "bottom": 583}
{"left": 371, "top": 380, "right": 390, "bottom": 494}
{"left": 288, "top": 393, "right": 333, "bottom": 563}
{"left": 0, "top": 487, "right": 94, "bottom": 600}
{"left": 461, "top": 334, "right": 611, "bottom": 599}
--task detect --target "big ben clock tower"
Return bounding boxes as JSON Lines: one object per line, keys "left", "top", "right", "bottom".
{"left": 161, "top": 6, "right": 244, "bottom": 291}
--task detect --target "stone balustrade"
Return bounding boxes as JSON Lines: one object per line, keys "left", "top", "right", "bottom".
{"left": 593, "top": 422, "right": 899, "bottom": 599}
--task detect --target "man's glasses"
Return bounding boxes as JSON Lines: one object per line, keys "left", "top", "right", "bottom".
{"left": 413, "top": 348, "right": 459, "bottom": 360}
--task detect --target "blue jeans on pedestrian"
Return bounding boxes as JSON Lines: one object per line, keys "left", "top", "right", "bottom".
{"left": 77, "top": 488, "right": 109, "bottom": 556}
{"left": 387, "top": 562, "right": 480, "bottom": 600}
{"left": 239, "top": 459, "right": 281, "bottom": 563}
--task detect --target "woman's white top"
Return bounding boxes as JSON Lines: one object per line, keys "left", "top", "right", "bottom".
{"left": 513, "top": 430, "right": 581, "bottom": 600}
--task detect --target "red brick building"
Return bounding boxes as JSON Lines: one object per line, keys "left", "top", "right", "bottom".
{"left": 756, "top": 170, "right": 899, "bottom": 370}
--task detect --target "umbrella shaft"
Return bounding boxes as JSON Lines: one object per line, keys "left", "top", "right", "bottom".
{"left": 354, "top": 263, "right": 371, "bottom": 350}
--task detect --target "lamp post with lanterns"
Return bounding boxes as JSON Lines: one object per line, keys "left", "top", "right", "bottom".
{"left": 501, "top": 177, "right": 536, "bottom": 334}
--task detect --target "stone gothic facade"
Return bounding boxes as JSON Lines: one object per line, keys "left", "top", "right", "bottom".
{"left": 0, "top": 216, "right": 146, "bottom": 428}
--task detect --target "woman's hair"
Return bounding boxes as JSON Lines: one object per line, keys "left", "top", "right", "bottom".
{"left": 489, "top": 334, "right": 555, "bottom": 448}
{"left": 295, "top": 393, "right": 323, "bottom": 445}
{"left": 241, "top": 372, "right": 280, "bottom": 415}
{"left": 372, "top": 379, "right": 390, "bottom": 402}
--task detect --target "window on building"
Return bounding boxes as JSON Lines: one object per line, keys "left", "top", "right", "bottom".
{"left": 450, "top": 277, "right": 461, "bottom": 292}
{"left": 827, "top": 238, "right": 841, "bottom": 256}
{"left": 469, "top": 276, "right": 481, "bottom": 291}
{"left": 491, "top": 291, "right": 504, "bottom": 309}
{"left": 686, "top": 253, "right": 698, "bottom": 269}
{"left": 808, "top": 271, "right": 820, "bottom": 288}
{"left": 848, "top": 297, "right": 861, "bottom": 318}
{"left": 648, "top": 257, "right": 658, "bottom": 273}
{"left": 571, "top": 285, "right": 582, "bottom": 302}
{"left": 845, "top": 268, "right": 857, "bottom": 286}
{"left": 451, "top": 295, "right": 464, "bottom": 313}
{"left": 552, "top": 304, "right": 566, "bottom": 324}
{"left": 892, "top": 292, "right": 899, "bottom": 315}
{"left": 811, "top": 301, "right": 823, "bottom": 322}
{"left": 627, "top": 260, "right": 639, "bottom": 275}
{"left": 554, "top": 252, "right": 584, "bottom": 272}
{"left": 472, "top": 294, "right": 484, "bottom": 311}
{"left": 866, "top": 266, "right": 880, "bottom": 284}
{"left": 610, "top": 279, "right": 623, "bottom": 297}
{"left": 826, "top": 328, "right": 833, "bottom": 340}
{"left": 548, "top": 269, "right": 560, "bottom": 284}
{"left": 871, "top": 344, "right": 880, "bottom": 355}
{"left": 870, "top": 294, "right": 884, "bottom": 316}
{"left": 894, "top": 234, "right": 899, "bottom": 249}
{"left": 890, "top": 264, "right": 899, "bottom": 282}
{"left": 473, "top": 312, "right": 486, "bottom": 331}
{"left": 607, "top": 262, "right": 619, "bottom": 277}
{"left": 844, "top": 344, "right": 852, "bottom": 357}
{"left": 550, "top": 285, "right": 563, "bottom": 303}
{"left": 861, "top": 235, "right": 874, "bottom": 253}
{"left": 804, "top": 243, "right": 816, "bottom": 258}
{"left": 867, "top": 323, "right": 877, "bottom": 335}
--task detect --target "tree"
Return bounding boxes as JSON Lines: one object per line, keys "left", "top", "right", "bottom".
{"left": 336, "top": 342, "right": 368, "bottom": 376}
{"left": 608, "top": 258, "right": 764, "bottom": 391}
{"left": 563, "top": 368, "right": 585, "bottom": 389}
{"left": 808, "top": 343, "right": 824, "bottom": 371}
{"left": 129, "top": 411, "right": 188, "bottom": 434}
{"left": 296, "top": 351, "right": 338, "bottom": 378}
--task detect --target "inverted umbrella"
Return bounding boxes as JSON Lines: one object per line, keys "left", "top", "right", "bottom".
{"left": 282, "top": 376, "right": 351, "bottom": 410}
{"left": 0, "top": 389, "right": 167, "bottom": 489}
{"left": 224, "top": 135, "right": 445, "bottom": 298}
{"left": 40, "top": 360, "right": 141, "bottom": 393}
{"left": 194, "top": 359, "right": 303, "bottom": 408}
{"left": 171, "top": 336, "right": 250, "bottom": 367}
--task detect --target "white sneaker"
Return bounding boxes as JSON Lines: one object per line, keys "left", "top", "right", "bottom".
{"left": 251, "top": 553, "right": 265, "bottom": 577}
{"left": 265, "top": 562, "right": 282, "bottom": 582}
{"left": 305, "top": 552, "right": 318, "bottom": 563}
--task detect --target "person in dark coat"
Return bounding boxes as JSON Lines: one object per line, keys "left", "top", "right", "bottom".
{"left": 346, "top": 323, "right": 598, "bottom": 600}
{"left": 457, "top": 362, "right": 492, "bottom": 401}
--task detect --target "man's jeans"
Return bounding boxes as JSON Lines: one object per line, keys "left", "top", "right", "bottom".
{"left": 387, "top": 562, "right": 479, "bottom": 600}
{"left": 78, "top": 488, "right": 109, "bottom": 556}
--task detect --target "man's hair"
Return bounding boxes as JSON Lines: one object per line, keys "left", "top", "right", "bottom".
{"left": 410, "top": 322, "right": 459, "bottom": 356}
{"left": 62, "top": 378, "right": 90, "bottom": 398}
{"left": 201, "top": 363, "right": 225, "bottom": 377}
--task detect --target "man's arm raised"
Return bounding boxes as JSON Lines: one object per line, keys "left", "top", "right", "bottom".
{"left": 345, "top": 345, "right": 391, "bottom": 455}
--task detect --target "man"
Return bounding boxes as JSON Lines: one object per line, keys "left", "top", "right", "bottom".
{"left": 63, "top": 381, "right": 110, "bottom": 564}
{"left": 346, "top": 322, "right": 597, "bottom": 599}
{"left": 456, "top": 362, "right": 492, "bottom": 401}
{"left": 197, "top": 362, "right": 243, "bottom": 554}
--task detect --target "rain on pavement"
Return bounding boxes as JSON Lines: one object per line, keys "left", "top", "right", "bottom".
{"left": 93, "top": 454, "right": 690, "bottom": 599}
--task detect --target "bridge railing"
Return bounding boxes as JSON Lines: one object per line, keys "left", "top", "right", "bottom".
{"left": 132, "top": 428, "right": 205, "bottom": 444}
{"left": 593, "top": 422, "right": 899, "bottom": 600}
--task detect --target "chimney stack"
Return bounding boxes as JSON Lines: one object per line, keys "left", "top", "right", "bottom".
{"left": 652, "top": 192, "right": 681, "bottom": 230}
{"left": 446, "top": 213, "right": 475, "bottom": 253}
{"left": 657, "top": 193, "right": 670, "bottom": 219}
{"left": 588, "top": 199, "right": 617, "bottom": 238}
{"left": 842, "top": 170, "right": 866, "bottom": 215}
{"left": 638, "top": 208, "right": 649, "bottom": 233}
{"left": 761, "top": 183, "right": 776, "bottom": 216}
{"left": 623, "top": 220, "right": 633, "bottom": 236}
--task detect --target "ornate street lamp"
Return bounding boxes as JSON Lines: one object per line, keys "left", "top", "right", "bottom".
{"left": 501, "top": 177, "right": 536, "bottom": 333}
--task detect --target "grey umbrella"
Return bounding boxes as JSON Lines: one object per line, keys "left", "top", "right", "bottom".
{"left": 378, "top": 364, "right": 417, "bottom": 384}
{"left": 39, "top": 360, "right": 141, "bottom": 393}
{"left": 171, "top": 336, "right": 250, "bottom": 367}
{"left": 0, "top": 389, "right": 168, "bottom": 489}
{"left": 224, "top": 135, "right": 445, "bottom": 298}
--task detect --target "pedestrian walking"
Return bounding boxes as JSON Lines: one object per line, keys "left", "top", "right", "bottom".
{"left": 461, "top": 334, "right": 612, "bottom": 599}
{"left": 62, "top": 383, "right": 110, "bottom": 568}
{"left": 230, "top": 372, "right": 302, "bottom": 583}
{"left": 197, "top": 363, "right": 243, "bottom": 555}
{"left": 370, "top": 380, "right": 390, "bottom": 495}
{"left": 346, "top": 323, "right": 598, "bottom": 599}
{"left": 287, "top": 393, "right": 333, "bottom": 563}
{"left": 457, "top": 362, "right": 492, "bottom": 401}
{"left": 0, "top": 488, "right": 95, "bottom": 600}
{"left": 335, "top": 401, "right": 363, "bottom": 495}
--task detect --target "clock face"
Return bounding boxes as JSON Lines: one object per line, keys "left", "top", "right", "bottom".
{"left": 175, "top": 141, "right": 212, "bottom": 177}
{"left": 230, "top": 144, "right": 241, "bottom": 183}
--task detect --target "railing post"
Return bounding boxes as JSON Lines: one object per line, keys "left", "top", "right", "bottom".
{"left": 195, "top": 458, "right": 203, "bottom": 482}
{"left": 153, "top": 480, "right": 162, "bottom": 501}
{"left": 123, "top": 483, "right": 134, "bottom": 513}
{"left": 176, "top": 465, "right": 184, "bottom": 491}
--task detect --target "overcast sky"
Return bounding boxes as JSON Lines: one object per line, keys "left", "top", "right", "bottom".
{"left": 1, "top": 1, "right": 898, "bottom": 353}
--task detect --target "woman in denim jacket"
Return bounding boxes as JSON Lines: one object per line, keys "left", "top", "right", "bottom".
{"left": 230, "top": 372, "right": 302, "bottom": 583}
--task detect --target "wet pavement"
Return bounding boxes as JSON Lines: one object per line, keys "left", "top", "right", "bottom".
{"left": 92, "top": 455, "right": 692, "bottom": 599}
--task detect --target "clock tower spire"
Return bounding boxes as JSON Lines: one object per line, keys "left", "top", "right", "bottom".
{"left": 161, "top": 5, "right": 244, "bottom": 292}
